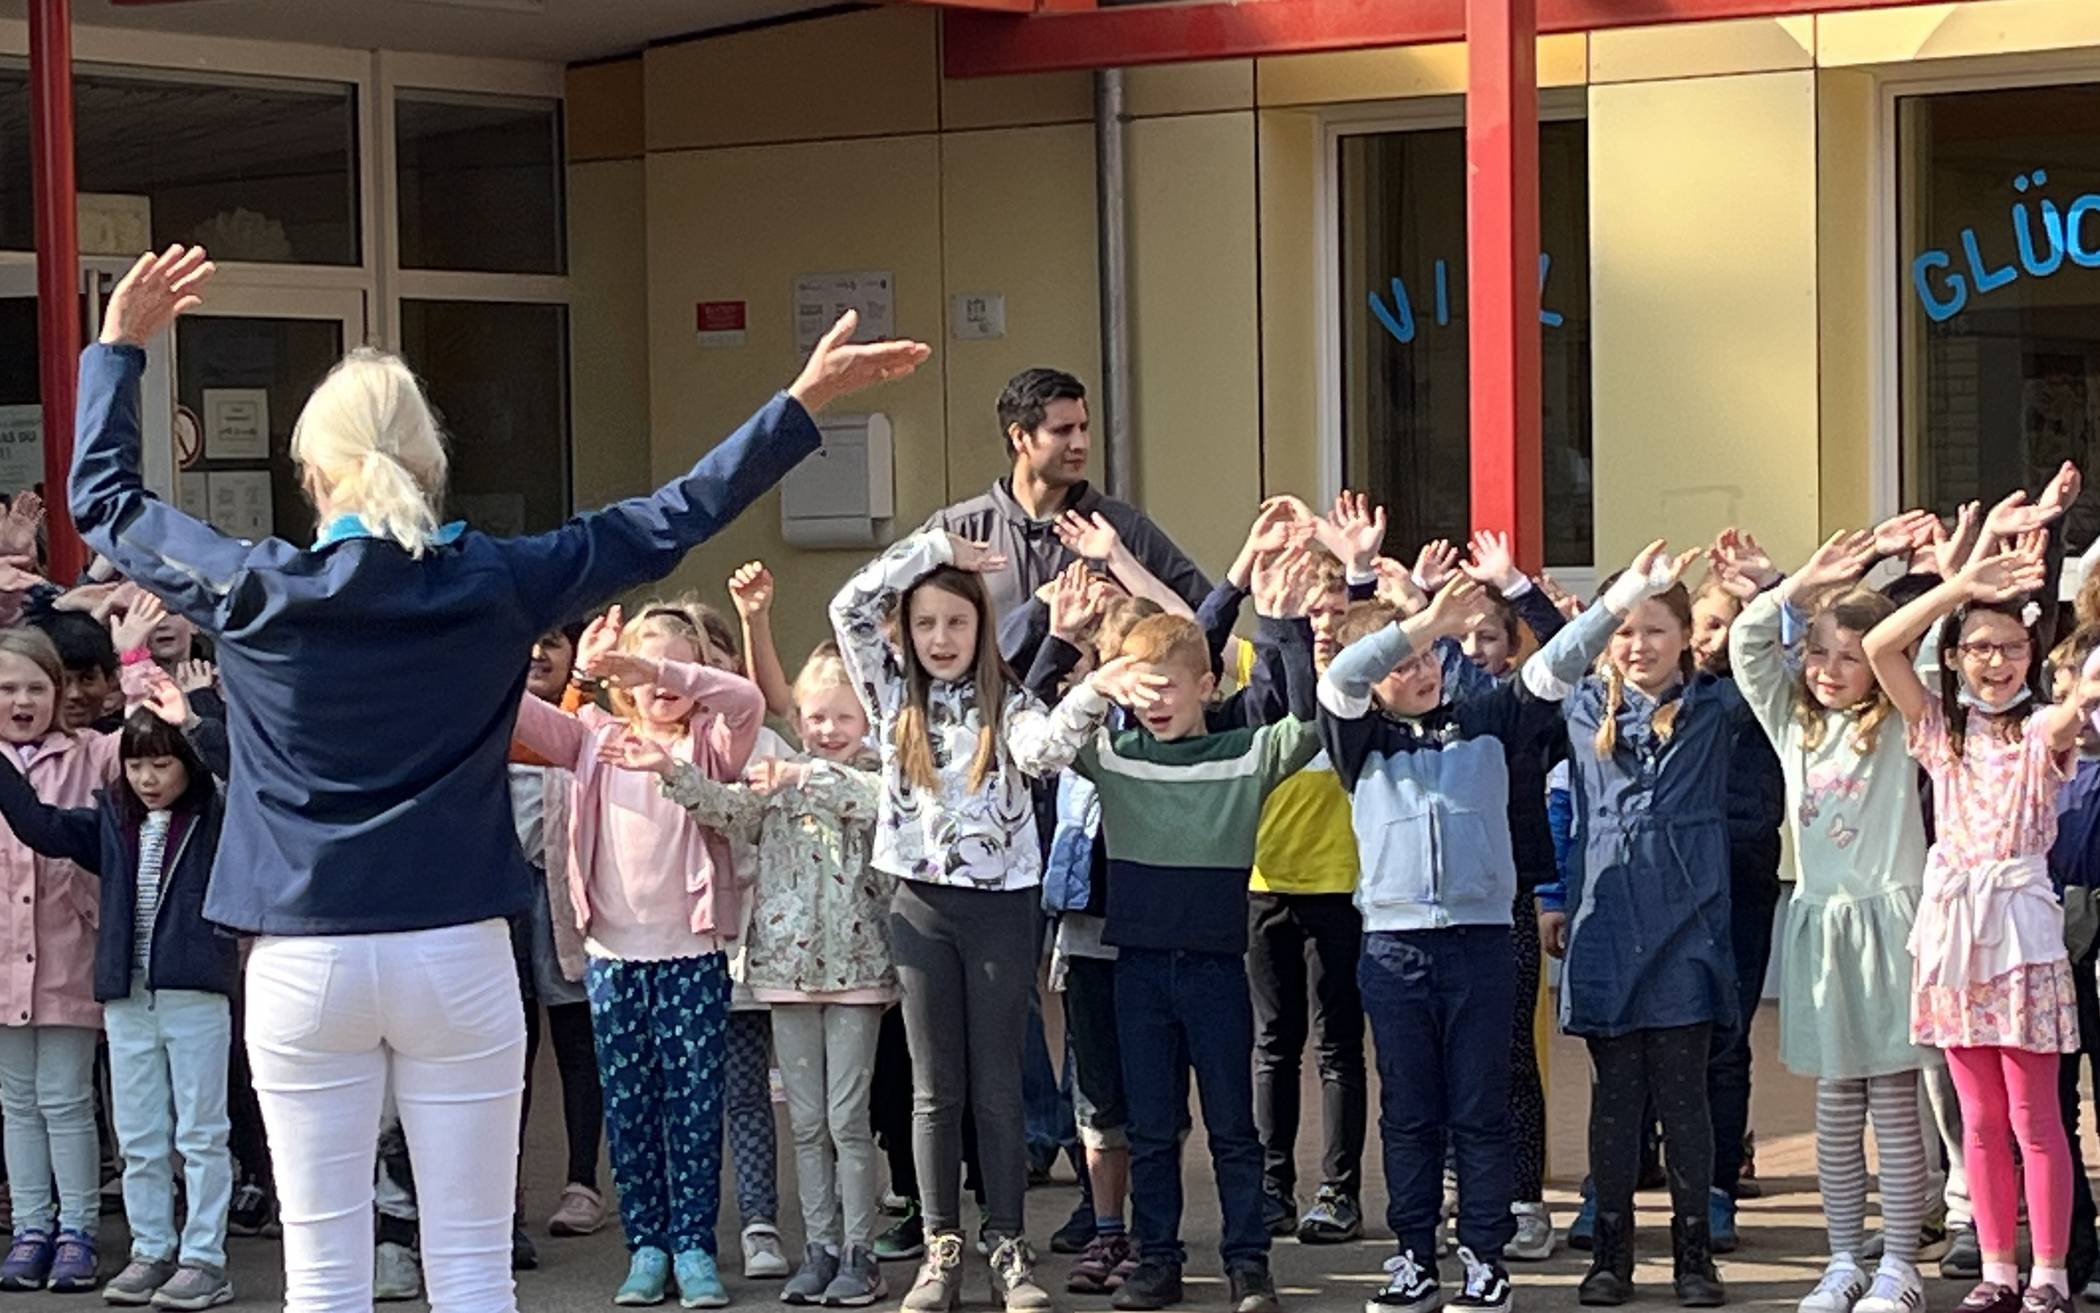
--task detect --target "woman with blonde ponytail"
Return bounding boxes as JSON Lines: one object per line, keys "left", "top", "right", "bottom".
{"left": 67, "top": 245, "right": 929, "bottom": 1313}
{"left": 1520, "top": 540, "right": 1738, "bottom": 1310}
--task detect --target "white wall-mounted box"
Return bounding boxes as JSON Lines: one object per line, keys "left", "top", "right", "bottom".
{"left": 781, "top": 413, "right": 894, "bottom": 548}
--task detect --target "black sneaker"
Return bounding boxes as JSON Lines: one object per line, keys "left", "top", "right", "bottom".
{"left": 1368, "top": 1249, "right": 1440, "bottom": 1313}
{"left": 1052, "top": 1200, "right": 1096, "bottom": 1256}
{"left": 1230, "top": 1265, "right": 1282, "bottom": 1313}
{"left": 1112, "top": 1261, "right": 1185, "bottom": 1311}
{"left": 1262, "top": 1191, "right": 1297, "bottom": 1238}
{"left": 1452, "top": 1247, "right": 1512, "bottom": 1313}
{"left": 1298, "top": 1186, "right": 1364, "bottom": 1245}
{"left": 512, "top": 1223, "right": 539, "bottom": 1272}
{"left": 227, "top": 1183, "right": 278, "bottom": 1239}
{"left": 874, "top": 1207, "right": 925, "bottom": 1263}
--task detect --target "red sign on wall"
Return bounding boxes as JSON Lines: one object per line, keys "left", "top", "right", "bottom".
{"left": 696, "top": 301, "right": 748, "bottom": 347}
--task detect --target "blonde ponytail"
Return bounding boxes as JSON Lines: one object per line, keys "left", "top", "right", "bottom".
{"left": 292, "top": 348, "right": 449, "bottom": 557}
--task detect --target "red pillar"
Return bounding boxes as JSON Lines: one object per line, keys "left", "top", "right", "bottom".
{"left": 1465, "top": 0, "right": 1542, "bottom": 570}
{"left": 29, "top": 0, "right": 84, "bottom": 584}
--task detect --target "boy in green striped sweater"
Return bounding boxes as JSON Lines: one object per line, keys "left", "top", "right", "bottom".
{"left": 1039, "top": 598, "right": 1321, "bottom": 1313}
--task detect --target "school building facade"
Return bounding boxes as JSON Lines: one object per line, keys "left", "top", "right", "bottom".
{"left": 3, "top": 0, "right": 2100, "bottom": 665}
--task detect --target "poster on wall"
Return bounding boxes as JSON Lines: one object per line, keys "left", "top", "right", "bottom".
{"left": 178, "top": 472, "right": 210, "bottom": 523}
{"left": 203, "top": 388, "right": 270, "bottom": 461}
{"left": 794, "top": 271, "right": 894, "bottom": 355}
{"left": 0, "top": 405, "right": 41, "bottom": 495}
{"left": 206, "top": 471, "right": 274, "bottom": 542}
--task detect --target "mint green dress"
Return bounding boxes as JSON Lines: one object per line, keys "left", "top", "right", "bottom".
{"left": 1729, "top": 590, "right": 1934, "bottom": 1079}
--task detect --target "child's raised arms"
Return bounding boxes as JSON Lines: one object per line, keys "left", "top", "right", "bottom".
{"left": 1772, "top": 529, "right": 1877, "bottom": 610}
{"left": 1311, "top": 491, "right": 1388, "bottom": 580}
{"left": 729, "top": 562, "right": 795, "bottom": 720}
{"left": 1862, "top": 541, "right": 2048, "bottom": 725}
{"left": 1055, "top": 511, "right": 1194, "bottom": 619}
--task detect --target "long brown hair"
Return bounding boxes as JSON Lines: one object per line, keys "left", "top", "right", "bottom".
{"left": 1937, "top": 598, "right": 2047, "bottom": 759}
{"left": 894, "top": 567, "right": 1009, "bottom": 794}
{"left": 1593, "top": 579, "right": 1695, "bottom": 758}
{"left": 1794, "top": 588, "right": 1896, "bottom": 755}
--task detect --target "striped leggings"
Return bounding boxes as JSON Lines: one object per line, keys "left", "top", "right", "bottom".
{"left": 1817, "top": 1070, "right": 1931, "bottom": 1266}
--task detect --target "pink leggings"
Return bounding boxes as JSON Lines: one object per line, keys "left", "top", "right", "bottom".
{"left": 1945, "top": 1046, "right": 2071, "bottom": 1261}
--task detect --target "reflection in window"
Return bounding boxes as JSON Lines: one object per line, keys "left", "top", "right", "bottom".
{"left": 1899, "top": 83, "right": 2100, "bottom": 554}
{"left": 401, "top": 300, "right": 569, "bottom": 535}
{"left": 396, "top": 92, "right": 565, "bottom": 275}
{"left": 1338, "top": 120, "right": 1593, "bottom": 568}
{"left": 174, "top": 315, "right": 349, "bottom": 547}
{"left": 0, "top": 63, "right": 360, "bottom": 264}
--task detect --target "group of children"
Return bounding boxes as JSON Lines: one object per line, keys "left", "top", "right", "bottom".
{"left": 13, "top": 462, "right": 2100, "bottom": 1313}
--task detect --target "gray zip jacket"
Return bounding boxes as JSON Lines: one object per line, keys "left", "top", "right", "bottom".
{"left": 923, "top": 479, "right": 1210, "bottom": 620}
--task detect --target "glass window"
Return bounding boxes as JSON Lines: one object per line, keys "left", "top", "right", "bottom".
{"left": 1338, "top": 119, "right": 1592, "bottom": 568}
{"left": 0, "top": 63, "right": 360, "bottom": 264}
{"left": 396, "top": 92, "right": 565, "bottom": 275}
{"left": 1898, "top": 82, "right": 2100, "bottom": 554}
{"left": 399, "top": 300, "right": 569, "bottom": 535}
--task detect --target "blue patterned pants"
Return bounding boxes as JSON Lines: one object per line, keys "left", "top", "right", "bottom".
{"left": 587, "top": 954, "right": 731, "bottom": 1256}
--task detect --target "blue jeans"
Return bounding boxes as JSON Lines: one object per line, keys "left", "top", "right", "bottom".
{"left": 1359, "top": 926, "right": 1517, "bottom": 1265}
{"left": 0, "top": 1024, "right": 100, "bottom": 1238}
{"left": 105, "top": 985, "right": 235, "bottom": 1268}
{"left": 587, "top": 954, "right": 731, "bottom": 1256}
{"left": 1115, "top": 948, "right": 1267, "bottom": 1272}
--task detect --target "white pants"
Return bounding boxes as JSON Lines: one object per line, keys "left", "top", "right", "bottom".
{"left": 245, "top": 920, "right": 526, "bottom": 1313}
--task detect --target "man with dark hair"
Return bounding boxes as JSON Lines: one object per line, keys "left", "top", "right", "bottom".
{"left": 927, "top": 368, "right": 1209, "bottom": 625}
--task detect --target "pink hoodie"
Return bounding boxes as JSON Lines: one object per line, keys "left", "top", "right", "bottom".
{"left": 513, "top": 662, "right": 763, "bottom": 961}
{"left": 0, "top": 730, "right": 121, "bottom": 1029}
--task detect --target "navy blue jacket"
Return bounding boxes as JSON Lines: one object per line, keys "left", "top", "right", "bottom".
{"left": 0, "top": 757, "right": 236, "bottom": 1001}
{"left": 70, "top": 343, "right": 822, "bottom": 936}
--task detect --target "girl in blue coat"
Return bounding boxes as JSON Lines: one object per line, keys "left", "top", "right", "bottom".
{"left": 1525, "top": 542, "right": 1737, "bottom": 1310}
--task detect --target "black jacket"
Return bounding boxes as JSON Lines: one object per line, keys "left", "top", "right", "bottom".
{"left": 0, "top": 746, "right": 237, "bottom": 1002}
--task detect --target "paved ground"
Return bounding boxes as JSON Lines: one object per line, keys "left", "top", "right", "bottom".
{"left": 89, "top": 1010, "right": 2070, "bottom": 1311}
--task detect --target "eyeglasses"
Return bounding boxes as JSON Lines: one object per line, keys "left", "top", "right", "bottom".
{"left": 1956, "top": 639, "right": 2032, "bottom": 664}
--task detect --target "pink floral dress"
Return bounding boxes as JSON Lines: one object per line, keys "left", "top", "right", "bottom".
{"left": 1906, "top": 701, "right": 2079, "bottom": 1053}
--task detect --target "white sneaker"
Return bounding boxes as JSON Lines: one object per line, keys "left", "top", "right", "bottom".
{"left": 743, "top": 1223, "right": 790, "bottom": 1279}
{"left": 1855, "top": 1263, "right": 1926, "bottom": 1313}
{"left": 1508, "top": 1202, "right": 1556, "bottom": 1262}
{"left": 1800, "top": 1259, "right": 1870, "bottom": 1313}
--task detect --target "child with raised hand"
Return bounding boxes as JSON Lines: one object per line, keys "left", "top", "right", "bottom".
{"left": 828, "top": 529, "right": 1101, "bottom": 1313}
{"left": 0, "top": 676, "right": 236, "bottom": 1311}
{"left": 1028, "top": 582, "right": 1320, "bottom": 1313}
{"left": 512, "top": 603, "right": 766, "bottom": 1310}
{"left": 1864, "top": 532, "right": 2098, "bottom": 1313}
{"left": 1720, "top": 528, "right": 1935, "bottom": 1313}
{"left": 1524, "top": 540, "right": 1734, "bottom": 1310}
{"left": 1328, "top": 551, "right": 1617, "bottom": 1313}
{"left": 599, "top": 644, "right": 893, "bottom": 1308}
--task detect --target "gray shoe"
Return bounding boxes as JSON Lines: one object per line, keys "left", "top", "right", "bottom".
{"left": 783, "top": 1244, "right": 839, "bottom": 1306}
{"left": 374, "top": 1241, "right": 424, "bottom": 1302}
{"left": 903, "top": 1233, "right": 966, "bottom": 1313}
{"left": 1941, "top": 1225, "right": 1981, "bottom": 1281}
{"left": 822, "top": 1245, "right": 888, "bottom": 1308}
{"left": 102, "top": 1258, "right": 178, "bottom": 1306}
{"left": 989, "top": 1237, "right": 1051, "bottom": 1313}
{"left": 148, "top": 1265, "right": 234, "bottom": 1312}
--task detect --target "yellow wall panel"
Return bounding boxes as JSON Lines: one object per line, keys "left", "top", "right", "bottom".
{"left": 1258, "top": 108, "right": 1325, "bottom": 502}
{"left": 1818, "top": 67, "right": 1878, "bottom": 537}
{"left": 644, "top": 8, "right": 939, "bottom": 152}
{"left": 643, "top": 136, "right": 948, "bottom": 663}
{"left": 1127, "top": 112, "right": 1263, "bottom": 575}
{"left": 568, "top": 158, "right": 652, "bottom": 511}
{"left": 940, "top": 70, "right": 1093, "bottom": 130}
{"left": 1819, "top": 0, "right": 2100, "bottom": 66}
{"left": 1256, "top": 35, "right": 1585, "bottom": 106}
{"left": 1126, "top": 61, "right": 1255, "bottom": 117}
{"left": 566, "top": 58, "right": 643, "bottom": 163}
{"left": 1588, "top": 16, "right": 1813, "bottom": 83}
{"left": 1589, "top": 71, "right": 1821, "bottom": 573}
{"left": 939, "top": 124, "right": 1103, "bottom": 501}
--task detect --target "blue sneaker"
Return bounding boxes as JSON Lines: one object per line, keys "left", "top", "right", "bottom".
{"left": 674, "top": 1250, "right": 729, "bottom": 1309}
{"left": 1568, "top": 1186, "right": 1597, "bottom": 1253}
{"left": 615, "top": 1247, "right": 671, "bottom": 1307}
{"left": 1, "top": 1229, "right": 56, "bottom": 1292}
{"left": 48, "top": 1229, "right": 99, "bottom": 1292}
{"left": 1707, "top": 1188, "right": 1739, "bottom": 1255}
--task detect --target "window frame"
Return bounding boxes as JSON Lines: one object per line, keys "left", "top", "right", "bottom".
{"left": 1316, "top": 89, "right": 1594, "bottom": 592}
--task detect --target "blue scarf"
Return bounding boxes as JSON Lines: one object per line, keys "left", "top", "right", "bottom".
{"left": 313, "top": 514, "right": 465, "bottom": 550}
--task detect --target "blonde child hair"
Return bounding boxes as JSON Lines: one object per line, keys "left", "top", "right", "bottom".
{"left": 0, "top": 626, "right": 65, "bottom": 696}
{"left": 1094, "top": 596, "right": 1164, "bottom": 665}
{"left": 291, "top": 349, "right": 448, "bottom": 557}
{"left": 793, "top": 641, "right": 852, "bottom": 708}
{"left": 607, "top": 605, "right": 713, "bottom": 722}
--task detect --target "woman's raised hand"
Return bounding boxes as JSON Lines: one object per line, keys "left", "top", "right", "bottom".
{"left": 101, "top": 246, "right": 215, "bottom": 347}
{"left": 788, "top": 311, "right": 932, "bottom": 415}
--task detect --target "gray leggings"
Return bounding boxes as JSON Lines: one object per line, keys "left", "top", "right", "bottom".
{"left": 890, "top": 880, "right": 1039, "bottom": 1238}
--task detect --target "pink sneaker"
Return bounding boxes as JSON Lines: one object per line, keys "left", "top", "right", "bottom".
{"left": 548, "top": 1184, "right": 606, "bottom": 1237}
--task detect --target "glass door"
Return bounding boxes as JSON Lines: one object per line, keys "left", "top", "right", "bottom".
{"left": 173, "top": 286, "right": 365, "bottom": 546}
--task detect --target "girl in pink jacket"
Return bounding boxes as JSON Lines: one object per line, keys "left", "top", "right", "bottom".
{"left": 0, "top": 626, "right": 120, "bottom": 1293}
{"left": 511, "top": 604, "right": 763, "bottom": 1309}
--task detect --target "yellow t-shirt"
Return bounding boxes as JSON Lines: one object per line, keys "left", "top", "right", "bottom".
{"left": 1236, "top": 640, "right": 1360, "bottom": 895}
